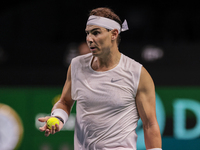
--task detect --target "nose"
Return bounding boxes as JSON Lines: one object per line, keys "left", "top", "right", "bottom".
{"left": 86, "top": 34, "right": 93, "bottom": 44}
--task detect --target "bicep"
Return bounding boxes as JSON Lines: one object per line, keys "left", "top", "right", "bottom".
{"left": 60, "top": 64, "right": 72, "bottom": 101}
{"left": 52, "top": 64, "right": 74, "bottom": 115}
{"left": 136, "top": 67, "right": 157, "bottom": 126}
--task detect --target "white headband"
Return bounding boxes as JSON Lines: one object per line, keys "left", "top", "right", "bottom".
{"left": 86, "top": 15, "right": 129, "bottom": 33}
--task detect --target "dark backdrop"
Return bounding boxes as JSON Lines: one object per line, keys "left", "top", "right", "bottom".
{"left": 0, "top": 0, "right": 200, "bottom": 86}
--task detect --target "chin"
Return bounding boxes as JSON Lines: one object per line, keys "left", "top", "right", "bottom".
{"left": 91, "top": 51, "right": 99, "bottom": 57}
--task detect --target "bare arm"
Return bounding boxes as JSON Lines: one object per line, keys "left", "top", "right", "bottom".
{"left": 136, "top": 67, "right": 162, "bottom": 149}
{"left": 38, "top": 64, "right": 74, "bottom": 136}
{"left": 52, "top": 64, "right": 74, "bottom": 116}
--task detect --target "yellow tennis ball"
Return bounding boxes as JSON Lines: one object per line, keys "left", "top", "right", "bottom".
{"left": 47, "top": 117, "right": 60, "bottom": 129}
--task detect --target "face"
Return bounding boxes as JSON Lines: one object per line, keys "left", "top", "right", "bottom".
{"left": 85, "top": 25, "right": 112, "bottom": 57}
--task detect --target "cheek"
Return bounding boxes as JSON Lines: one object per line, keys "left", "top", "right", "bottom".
{"left": 98, "top": 35, "right": 111, "bottom": 46}
{"left": 98, "top": 38, "right": 105, "bottom": 46}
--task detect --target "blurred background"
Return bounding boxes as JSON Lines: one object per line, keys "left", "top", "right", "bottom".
{"left": 0, "top": 0, "right": 200, "bottom": 150}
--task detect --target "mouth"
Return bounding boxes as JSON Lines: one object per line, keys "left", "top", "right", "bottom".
{"left": 89, "top": 46, "right": 97, "bottom": 51}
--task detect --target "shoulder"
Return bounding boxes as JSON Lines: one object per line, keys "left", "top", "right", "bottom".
{"left": 120, "top": 53, "right": 143, "bottom": 92}
{"left": 138, "top": 66, "right": 155, "bottom": 93}
{"left": 121, "top": 53, "right": 142, "bottom": 69}
{"left": 120, "top": 53, "right": 142, "bottom": 78}
{"left": 72, "top": 53, "right": 92, "bottom": 62}
{"left": 71, "top": 53, "right": 92, "bottom": 66}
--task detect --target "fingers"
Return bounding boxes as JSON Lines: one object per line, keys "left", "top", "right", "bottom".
{"left": 40, "top": 126, "right": 55, "bottom": 137}
{"left": 51, "top": 125, "right": 56, "bottom": 134}
{"left": 50, "top": 124, "right": 59, "bottom": 134}
{"left": 38, "top": 116, "right": 50, "bottom": 122}
{"left": 55, "top": 123, "right": 60, "bottom": 132}
{"left": 38, "top": 116, "right": 61, "bottom": 137}
{"left": 45, "top": 129, "right": 51, "bottom": 137}
{"left": 40, "top": 124, "right": 59, "bottom": 136}
{"left": 38, "top": 116, "right": 50, "bottom": 132}
{"left": 39, "top": 125, "right": 47, "bottom": 132}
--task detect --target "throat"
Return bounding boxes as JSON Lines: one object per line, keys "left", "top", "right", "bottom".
{"left": 91, "top": 53, "right": 121, "bottom": 71}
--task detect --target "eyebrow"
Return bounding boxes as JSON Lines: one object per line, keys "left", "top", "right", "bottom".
{"left": 85, "top": 28, "right": 101, "bottom": 33}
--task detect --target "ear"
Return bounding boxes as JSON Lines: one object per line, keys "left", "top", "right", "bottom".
{"left": 111, "top": 29, "right": 119, "bottom": 41}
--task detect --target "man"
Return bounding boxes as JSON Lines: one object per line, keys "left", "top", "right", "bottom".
{"left": 39, "top": 7, "right": 162, "bottom": 150}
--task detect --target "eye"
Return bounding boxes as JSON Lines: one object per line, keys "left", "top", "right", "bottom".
{"left": 92, "top": 31, "right": 100, "bottom": 36}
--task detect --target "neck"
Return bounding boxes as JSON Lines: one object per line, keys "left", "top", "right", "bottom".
{"left": 92, "top": 48, "right": 121, "bottom": 71}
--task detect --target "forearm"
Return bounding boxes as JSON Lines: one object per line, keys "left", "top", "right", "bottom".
{"left": 143, "top": 122, "right": 162, "bottom": 149}
{"left": 52, "top": 99, "right": 73, "bottom": 115}
{"left": 51, "top": 98, "right": 74, "bottom": 124}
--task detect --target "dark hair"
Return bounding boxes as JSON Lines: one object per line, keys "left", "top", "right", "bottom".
{"left": 89, "top": 7, "right": 122, "bottom": 45}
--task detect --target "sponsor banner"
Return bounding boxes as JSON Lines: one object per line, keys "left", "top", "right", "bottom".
{"left": 0, "top": 87, "right": 200, "bottom": 150}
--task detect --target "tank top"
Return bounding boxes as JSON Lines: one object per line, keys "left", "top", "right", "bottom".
{"left": 71, "top": 53, "right": 142, "bottom": 150}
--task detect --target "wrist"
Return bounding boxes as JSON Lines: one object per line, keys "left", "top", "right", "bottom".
{"left": 54, "top": 116, "right": 64, "bottom": 124}
{"left": 51, "top": 109, "right": 68, "bottom": 124}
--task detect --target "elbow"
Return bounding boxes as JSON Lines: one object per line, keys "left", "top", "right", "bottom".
{"left": 143, "top": 119, "right": 159, "bottom": 130}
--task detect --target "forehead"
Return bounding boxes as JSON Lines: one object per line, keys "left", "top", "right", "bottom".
{"left": 85, "top": 25, "right": 106, "bottom": 32}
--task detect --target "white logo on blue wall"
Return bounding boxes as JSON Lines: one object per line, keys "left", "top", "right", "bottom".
{"left": 173, "top": 99, "right": 200, "bottom": 139}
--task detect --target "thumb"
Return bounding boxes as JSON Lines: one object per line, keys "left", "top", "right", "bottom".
{"left": 38, "top": 116, "right": 50, "bottom": 122}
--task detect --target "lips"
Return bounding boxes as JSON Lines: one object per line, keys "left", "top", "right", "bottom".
{"left": 89, "top": 46, "right": 96, "bottom": 51}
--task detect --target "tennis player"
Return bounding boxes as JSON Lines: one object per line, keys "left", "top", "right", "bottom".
{"left": 38, "top": 7, "right": 162, "bottom": 150}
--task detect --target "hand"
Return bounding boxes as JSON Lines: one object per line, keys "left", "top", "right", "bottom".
{"left": 38, "top": 116, "right": 64, "bottom": 137}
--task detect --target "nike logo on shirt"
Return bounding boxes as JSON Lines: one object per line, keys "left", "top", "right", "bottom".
{"left": 111, "top": 78, "right": 123, "bottom": 83}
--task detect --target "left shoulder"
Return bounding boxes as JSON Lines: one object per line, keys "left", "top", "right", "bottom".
{"left": 120, "top": 53, "right": 142, "bottom": 70}
{"left": 138, "top": 66, "right": 155, "bottom": 92}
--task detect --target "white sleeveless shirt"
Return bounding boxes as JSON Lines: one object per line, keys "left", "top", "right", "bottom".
{"left": 71, "top": 53, "right": 142, "bottom": 150}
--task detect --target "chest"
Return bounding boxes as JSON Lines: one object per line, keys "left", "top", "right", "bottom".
{"left": 74, "top": 68, "right": 136, "bottom": 110}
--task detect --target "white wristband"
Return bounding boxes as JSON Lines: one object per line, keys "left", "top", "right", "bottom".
{"left": 51, "top": 109, "right": 68, "bottom": 124}
{"left": 148, "top": 148, "right": 162, "bottom": 150}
